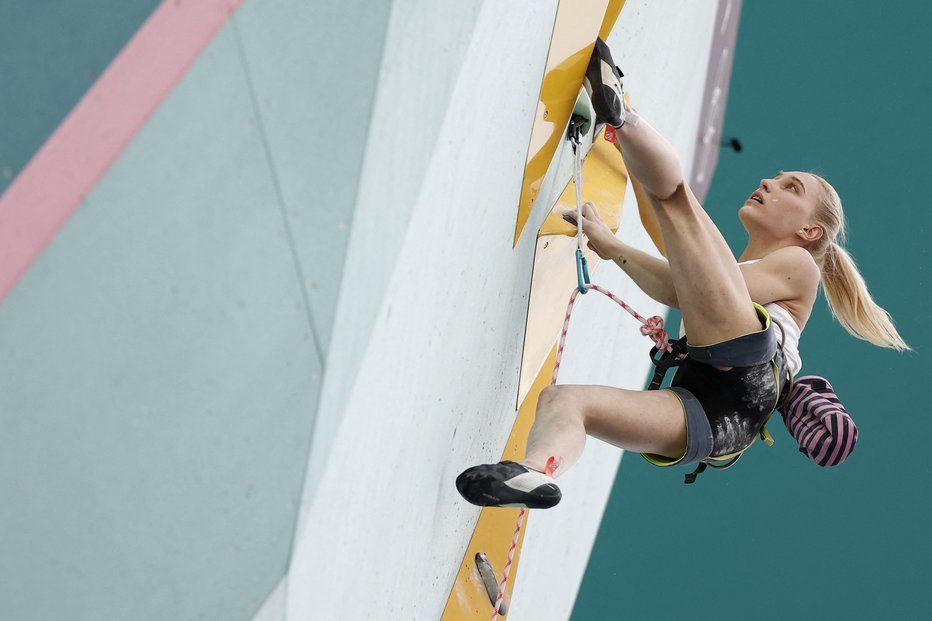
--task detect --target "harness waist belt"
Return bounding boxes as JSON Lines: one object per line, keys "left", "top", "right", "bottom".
{"left": 686, "top": 303, "right": 777, "bottom": 367}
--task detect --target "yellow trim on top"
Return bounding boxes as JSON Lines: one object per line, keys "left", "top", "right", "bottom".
{"left": 512, "top": 0, "right": 626, "bottom": 246}
{"left": 685, "top": 303, "right": 772, "bottom": 349}
{"left": 641, "top": 388, "right": 689, "bottom": 467}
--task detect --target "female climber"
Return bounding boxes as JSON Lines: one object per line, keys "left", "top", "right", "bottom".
{"left": 456, "top": 38, "right": 908, "bottom": 508}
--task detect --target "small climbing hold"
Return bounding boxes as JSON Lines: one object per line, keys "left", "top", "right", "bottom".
{"left": 475, "top": 553, "right": 508, "bottom": 616}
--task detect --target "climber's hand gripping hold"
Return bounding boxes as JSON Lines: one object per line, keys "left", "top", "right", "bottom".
{"left": 562, "top": 202, "right": 616, "bottom": 260}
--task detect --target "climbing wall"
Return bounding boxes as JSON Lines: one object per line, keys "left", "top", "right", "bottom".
{"left": 284, "top": 0, "right": 722, "bottom": 619}
{"left": 0, "top": 0, "right": 726, "bottom": 619}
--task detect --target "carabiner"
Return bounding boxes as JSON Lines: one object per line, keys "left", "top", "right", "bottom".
{"left": 568, "top": 114, "right": 587, "bottom": 145}
{"left": 576, "top": 248, "right": 590, "bottom": 294}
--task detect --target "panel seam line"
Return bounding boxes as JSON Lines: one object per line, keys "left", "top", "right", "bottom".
{"left": 229, "top": 16, "right": 326, "bottom": 368}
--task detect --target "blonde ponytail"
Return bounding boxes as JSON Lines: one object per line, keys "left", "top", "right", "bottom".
{"left": 810, "top": 176, "right": 910, "bottom": 351}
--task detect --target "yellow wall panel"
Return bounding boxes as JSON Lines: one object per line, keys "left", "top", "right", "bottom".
{"left": 441, "top": 346, "right": 557, "bottom": 620}
{"left": 512, "top": 0, "right": 618, "bottom": 246}
{"left": 519, "top": 135, "right": 628, "bottom": 405}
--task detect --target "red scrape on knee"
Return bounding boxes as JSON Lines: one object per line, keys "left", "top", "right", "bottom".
{"left": 545, "top": 456, "right": 563, "bottom": 477}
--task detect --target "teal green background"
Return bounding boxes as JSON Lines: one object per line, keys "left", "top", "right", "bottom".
{"left": 574, "top": 2, "right": 931, "bottom": 619}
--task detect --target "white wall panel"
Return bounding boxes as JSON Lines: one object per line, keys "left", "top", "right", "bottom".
{"left": 286, "top": 0, "right": 560, "bottom": 618}
{"left": 294, "top": 0, "right": 560, "bottom": 518}
{"left": 295, "top": 0, "right": 500, "bottom": 518}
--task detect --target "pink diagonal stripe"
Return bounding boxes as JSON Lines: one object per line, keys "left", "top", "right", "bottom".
{"left": 0, "top": 0, "right": 243, "bottom": 305}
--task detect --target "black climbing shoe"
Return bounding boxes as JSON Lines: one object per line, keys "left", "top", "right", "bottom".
{"left": 456, "top": 461, "right": 562, "bottom": 509}
{"left": 584, "top": 37, "right": 626, "bottom": 128}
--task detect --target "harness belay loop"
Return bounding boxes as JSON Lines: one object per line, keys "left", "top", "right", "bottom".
{"left": 646, "top": 336, "right": 688, "bottom": 391}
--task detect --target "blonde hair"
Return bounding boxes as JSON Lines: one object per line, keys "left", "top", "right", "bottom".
{"left": 808, "top": 175, "right": 910, "bottom": 350}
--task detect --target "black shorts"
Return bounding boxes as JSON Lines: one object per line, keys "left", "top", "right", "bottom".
{"left": 642, "top": 304, "right": 790, "bottom": 467}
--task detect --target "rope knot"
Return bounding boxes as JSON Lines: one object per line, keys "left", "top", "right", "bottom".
{"left": 640, "top": 315, "right": 669, "bottom": 351}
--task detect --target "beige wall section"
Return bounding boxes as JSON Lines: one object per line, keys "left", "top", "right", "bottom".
{"left": 265, "top": 1, "right": 719, "bottom": 620}
{"left": 519, "top": 134, "right": 628, "bottom": 407}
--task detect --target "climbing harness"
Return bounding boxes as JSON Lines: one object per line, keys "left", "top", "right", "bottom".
{"left": 645, "top": 319, "right": 792, "bottom": 484}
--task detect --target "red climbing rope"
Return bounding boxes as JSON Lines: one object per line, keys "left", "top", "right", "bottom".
{"left": 554, "top": 283, "right": 672, "bottom": 385}
{"left": 490, "top": 283, "right": 672, "bottom": 619}
{"left": 490, "top": 508, "right": 525, "bottom": 617}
